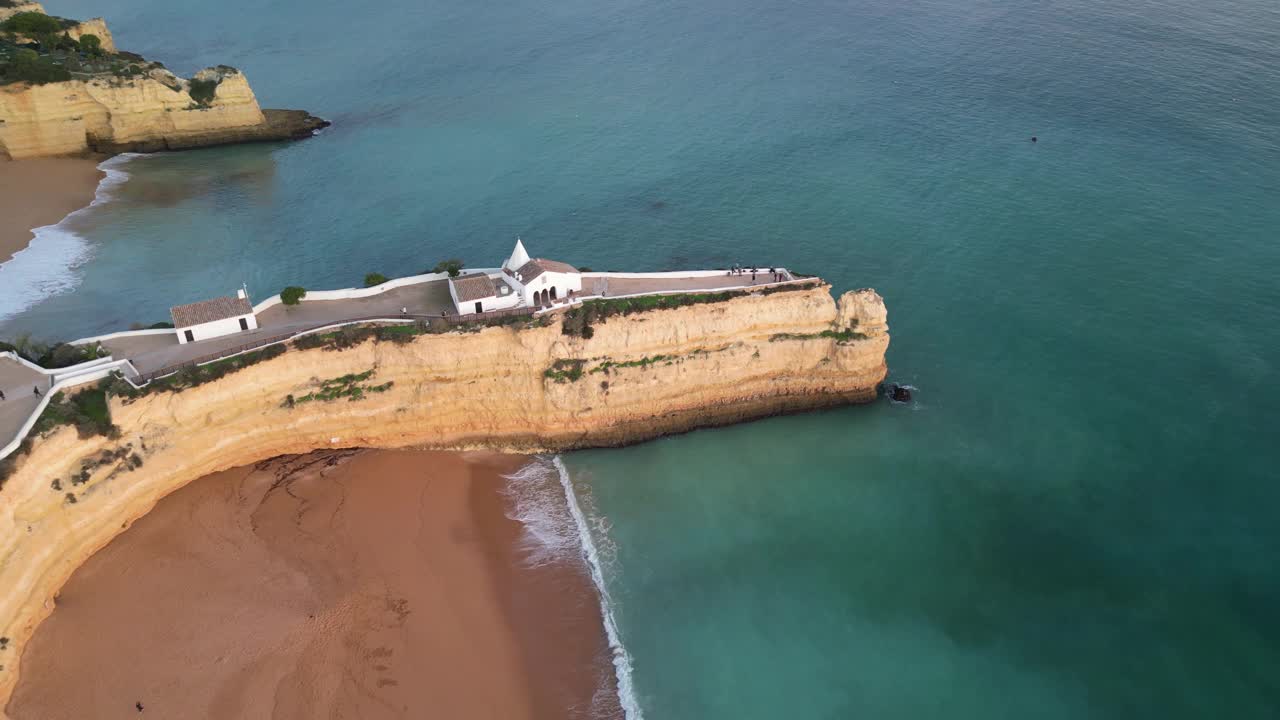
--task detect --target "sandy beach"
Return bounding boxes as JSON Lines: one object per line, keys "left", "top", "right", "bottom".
{"left": 0, "top": 157, "right": 105, "bottom": 265}
{"left": 6, "top": 449, "right": 618, "bottom": 720}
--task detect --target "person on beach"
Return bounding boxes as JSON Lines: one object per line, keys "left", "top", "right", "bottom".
{"left": 33, "top": 386, "right": 41, "bottom": 397}
{"left": 0, "top": 389, "right": 5, "bottom": 401}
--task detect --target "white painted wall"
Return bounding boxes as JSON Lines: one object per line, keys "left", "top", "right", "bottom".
{"left": 251, "top": 269, "right": 501, "bottom": 315}
{"left": 450, "top": 274, "right": 524, "bottom": 316}
{"left": 176, "top": 313, "right": 258, "bottom": 345}
{"left": 519, "top": 271, "right": 583, "bottom": 306}
{"left": 0, "top": 357, "right": 138, "bottom": 462}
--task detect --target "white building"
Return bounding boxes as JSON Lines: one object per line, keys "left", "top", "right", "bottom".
{"left": 448, "top": 272, "right": 521, "bottom": 316}
{"left": 501, "top": 239, "right": 582, "bottom": 308}
{"left": 170, "top": 289, "right": 258, "bottom": 344}
{"left": 448, "top": 239, "right": 583, "bottom": 315}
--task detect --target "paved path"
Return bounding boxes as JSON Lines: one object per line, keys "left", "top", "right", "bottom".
{"left": 126, "top": 281, "right": 457, "bottom": 376}
{"left": 2, "top": 272, "right": 809, "bottom": 454}
{"left": 591, "top": 271, "right": 794, "bottom": 297}
{"left": 0, "top": 357, "right": 50, "bottom": 452}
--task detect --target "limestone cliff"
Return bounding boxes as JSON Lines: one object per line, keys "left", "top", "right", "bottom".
{"left": 0, "top": 284, "right": 888, "bottom": 712}
{"left": 0, "top": 3, "right": 44, "bottom": 24}
{"left": 0, "top": 67, "right": 325, "bottom": 159}
{"left": 0, "top": 8, "right": 324, "bottom": 158}
{"left": 61, "top": 17, "right": 115, "bottom": 53}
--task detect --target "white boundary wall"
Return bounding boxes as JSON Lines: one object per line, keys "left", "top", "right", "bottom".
{"left": 580, "top": 268, "right": 788, "bottom": 280}
{"left": 251, "top": 269, "right": 498, "bottom": 314}
{"left": 69, "top": 328, "right": 173, "bottom": 347}
{"left": 0, "top": 354, "right": 137, "bottom": 461}
{"left": 533, "top": 276, "right": 815, "bottom": 315}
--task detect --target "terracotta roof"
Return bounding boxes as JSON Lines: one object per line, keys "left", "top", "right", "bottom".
{"left": 514, "top": 258, "right": 580, "bottom": 282}
{"left": 170, "top": 295, "right": 253, "bottom": 329}
{"left": 451, "top": 273, "right": 499, "bottom": 302}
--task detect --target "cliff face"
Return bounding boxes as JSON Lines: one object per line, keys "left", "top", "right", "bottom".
{"left": 0, "top": 68, "right": 328, "bottom": 159}
{"left": 62, "top": 17, "right": 116, "bottom": 53}
{"left": 0, "top": 285, "right": 888, "bottom": 712}
{"left": 0, "top": 3, "right": 45, "bottom": 23}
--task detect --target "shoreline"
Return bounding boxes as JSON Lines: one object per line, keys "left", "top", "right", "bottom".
{"left": 0, "top": 156, "right": 107, "bottom": 266}
{"left": 5, "top": 449, "right": 616, "bottom": 719}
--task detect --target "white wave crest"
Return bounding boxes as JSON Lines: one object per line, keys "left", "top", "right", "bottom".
{"left": 501, "top": 456, "right": 644, "bottom": 720}
{"left": 0, "top": 153, "right": 143, "bottom": 322}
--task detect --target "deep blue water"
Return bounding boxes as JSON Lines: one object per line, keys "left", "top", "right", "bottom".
{"left": 3, "top": 0, "right": 1280, "bottom": 717}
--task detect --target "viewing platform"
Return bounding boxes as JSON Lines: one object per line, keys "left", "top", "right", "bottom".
{"left": 0, "top": 237, "right": 808, "bottom": 461}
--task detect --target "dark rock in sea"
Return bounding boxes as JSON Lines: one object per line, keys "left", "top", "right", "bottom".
{"left": 1031, "top": 136, "right": 1038, "bottom": 143}
{"left": 890, "top": 384, "right": 911, "bottom": 402}
{"left": 90, "top": 109, "right": 331, "bottom": 155}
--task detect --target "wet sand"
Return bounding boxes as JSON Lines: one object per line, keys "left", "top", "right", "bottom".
{"left": 6, "top": 449, "right": 619, "bottom": 720}
{"left": 0, "top": 156, "right": 105, "bottom": 264}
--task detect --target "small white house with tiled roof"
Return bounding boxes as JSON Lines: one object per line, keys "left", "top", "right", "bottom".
{"left": 448, "top": 239, "right": 582, "bottom": 315}
{"left": 448, "top": 272, "right": 520, "bottom": 316}
{"left": 170, "top": 289, "right": 258, "bottom": 344}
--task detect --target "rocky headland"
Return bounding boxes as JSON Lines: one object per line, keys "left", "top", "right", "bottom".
{"left": 0, "top": 283, "right": 888, "bottom": 713}
{"left": 0, "top": 2, "right": 327, "bottom": 160}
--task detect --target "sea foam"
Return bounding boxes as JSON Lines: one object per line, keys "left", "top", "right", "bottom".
{"left": 502, "top": 456, "right": 644, "bottom": 720}
{"left": 0, "top": 153, "right": 141, "bottom": 322}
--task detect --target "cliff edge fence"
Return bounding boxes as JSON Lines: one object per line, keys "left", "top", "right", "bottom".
{"left": 0, "top": 283, "right": 888, "bottom": 713}
{"left": 0, "top": 2, "right": 327, "bottom": 159}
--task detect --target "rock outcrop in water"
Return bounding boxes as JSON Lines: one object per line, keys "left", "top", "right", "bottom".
{"left": 0, "top": 283, "right": 888, "bottom": 713}
{"left": 0, "top": 6, "right": 325, "bottom": 159}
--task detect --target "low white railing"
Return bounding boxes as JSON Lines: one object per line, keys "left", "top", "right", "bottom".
{"left": 251, "top": 269, "right": 497, "bottom": 314}
{"left": 0, "top": 356, "right": 138, "bottom": 461}
{"left": 68, "top": 327, "right": 173, "bottom": 347}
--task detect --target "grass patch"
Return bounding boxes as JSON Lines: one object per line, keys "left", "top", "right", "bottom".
{"left": 287, "top": 369, "right": 393, "bottom": 405}
{"left": 105, "top": 343, "right": 287, "bottom": 401}
{"left": 544, "top": 359, "right": 585, "bottom": 383}
{"left": 770, "top": 328, "right": 868, "bottom": 344}
{"left": 561, "top": 283, "right": 813, "bottom": 338}
{"left": 589, "top": 354, "right": 672, "bottom": 374}
{"left": 32, "top": 387, "right": 117, "bottom": 439}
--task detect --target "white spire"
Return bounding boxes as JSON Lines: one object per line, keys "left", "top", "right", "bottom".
{"left": 505, "top": 236, "right": 531, "bottom": 271}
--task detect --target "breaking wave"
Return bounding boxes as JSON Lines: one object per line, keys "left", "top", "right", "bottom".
{"left": 502, "top": 456, "right": 644, "bottom": 720}
{"left": 0, "top": 153, "right": 142, "bottom": 322}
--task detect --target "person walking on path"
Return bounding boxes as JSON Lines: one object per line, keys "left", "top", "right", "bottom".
{"left": 33, "top": 386, "right": 41, "bottom": 397}
{"left": 0, "top": 389, "right": 6, "bottom": 401}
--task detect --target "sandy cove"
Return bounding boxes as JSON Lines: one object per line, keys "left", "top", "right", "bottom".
{"left": 0, "top": 284, "right": 889, "bottom": 715}
{"left": 0, "top": 156, "right": 104, "bottom": 264}
{"left": 7, "top": 449, "right": 617, "bottom": 720}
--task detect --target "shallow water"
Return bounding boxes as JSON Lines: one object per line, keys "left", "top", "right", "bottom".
{"left": 4, "top": 0, "right": 1280, "bottom": 716}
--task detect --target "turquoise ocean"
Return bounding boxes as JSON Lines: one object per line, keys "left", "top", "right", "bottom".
{"left": 3, "top": 0, "right": 1279, "bottom": 716}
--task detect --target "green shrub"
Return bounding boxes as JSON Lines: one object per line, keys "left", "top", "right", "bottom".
{"left": 560, "top": 283, "right": 814, "bottom": 338}
{"left": 35, "top": 342, "right": 104, "bottom": 369}
{"left": 544, "top": 359, "right": 585, "bottom": 383}
{"left": 364, "top": 272, "right": 388, "bottom": 287}
{"left": 280, "top": 286, "right": 307, "bottom": 305}
{"left": 148, "top": 321, "right": 174, "bottom": 329}
{"left": 77, "top": 32, "right": 101, "bottom": 56}
{"left": 188, "top": 77, "right": 218, "bottom": 105}
{"left": 431, "top": 259, "right": 464, "bottom": 278}
{"left": 2, "top": 47, "right": 71, "bottom": 85}
{"left": 0, "top": 11, "right": 63, "bottom": 35}
{"left": 32, "top": 388, "right": 117, "bottom": 439}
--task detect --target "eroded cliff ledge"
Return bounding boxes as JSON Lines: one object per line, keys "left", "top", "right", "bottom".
{"left": 0, "top": 6, "right": 326, "bottom": 159}
{"left": 0, "top": 284, "right": 888, "bottom": 713}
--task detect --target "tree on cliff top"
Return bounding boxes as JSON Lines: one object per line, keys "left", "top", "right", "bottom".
{"left": 0, "top": 11, "right": 63, "bottom": 35}
{"left": 431, "top": 259, "right": 465, "bottom": 278}
{"left": 1, "top": 48, "right": 71, "bottom": 85}
{"left": 77, "top": 32, "right": 102, "bottom": 56}
{"left": 280, "top": 286, "right": 307, "bottom": 305}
